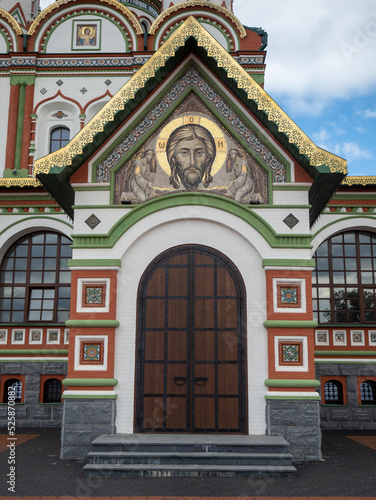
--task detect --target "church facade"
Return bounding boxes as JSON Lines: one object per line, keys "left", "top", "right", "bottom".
{"left": 0, "top": 0, "right": 375, "bottom": 463}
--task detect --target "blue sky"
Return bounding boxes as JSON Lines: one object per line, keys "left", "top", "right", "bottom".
{"left": 39, "top": 0, "right": 376, "bottom": 177}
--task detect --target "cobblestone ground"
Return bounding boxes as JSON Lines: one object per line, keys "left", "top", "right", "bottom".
{"left": 0, "top": 428, "right": 375, "bottom": 498}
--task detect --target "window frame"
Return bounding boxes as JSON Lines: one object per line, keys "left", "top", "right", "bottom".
{"left": 313, "top": 231, "right": 376, "bottom": 325}
{"left": 321, "top": 376, "right": 347, "bottom": 405}
{"left": 40, "top": 375, "right": 64, "bottom": 404}
{"left": 357, "top": 376, "right": 376, "bottom": 405}
{"left": 0, "top": 375, "right": 25, "bottom": 403}
{"left": 0, "top": 231, "right": 72, "bottom": 324}
{"left": 49, "top": 126, "right": 70, "bottom": 153}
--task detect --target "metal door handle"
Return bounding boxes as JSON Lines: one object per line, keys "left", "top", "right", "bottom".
{"left": 173, "top": 376, "right": 187, "bottom": 386}
{"left": 195, "top": 377, "right": 208, "bottom": 386}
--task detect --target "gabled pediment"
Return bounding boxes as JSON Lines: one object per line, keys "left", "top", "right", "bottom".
{"left": 34, "top": 16, "right": 347, "bottom": 224}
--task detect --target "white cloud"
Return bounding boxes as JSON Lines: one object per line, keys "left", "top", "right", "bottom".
{"left": 364, "top": 109, "right": 376, "bottom": 118}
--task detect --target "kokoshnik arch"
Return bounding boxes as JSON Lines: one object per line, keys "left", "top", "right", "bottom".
{"left": 0, "top": 0, "right": 375, "bottom": 471}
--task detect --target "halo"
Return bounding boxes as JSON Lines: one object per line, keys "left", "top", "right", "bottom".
{"left": 156, "top": 115, "right": 227, "bottom": 176}
{"left": 80, "top": 26, "right": 94, "bottom": 36}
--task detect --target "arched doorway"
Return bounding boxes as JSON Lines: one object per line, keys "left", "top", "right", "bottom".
{"left": 135, "top": 245, "right": 247, "bottom": 433}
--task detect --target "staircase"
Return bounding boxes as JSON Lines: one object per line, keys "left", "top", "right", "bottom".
{"left": 83, "top": 434, "right": 296, "bottom": 477}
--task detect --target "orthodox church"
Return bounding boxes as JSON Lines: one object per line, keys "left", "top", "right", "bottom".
{"left": 0, "top": 0, "right": 375, "bottom": 472}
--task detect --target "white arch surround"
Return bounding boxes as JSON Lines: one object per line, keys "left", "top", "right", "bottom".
{"left": 114, "top": 215, "right": 268, "bottom": 435}
{"left": 311, "top": 216, "right": 376, "bottom": 254}
{"left": 0, "top": 217, "right": 73, "bottom": 262}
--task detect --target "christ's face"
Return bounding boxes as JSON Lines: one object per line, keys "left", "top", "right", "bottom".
{"left": 174, "top": 138, "right": 207, "bottom": 191}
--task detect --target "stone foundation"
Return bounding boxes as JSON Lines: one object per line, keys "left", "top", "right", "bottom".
{"left": 60, "top": 398, "right": 116, "bottom": 459}
{"left": 0, "top": 362, "right": 67, "bottom": 427}
{"left": 316, "top": 363, "right": 376, "bottom": 430}
{"left": 266, "top": 399, "right": 321, "bottom": 461}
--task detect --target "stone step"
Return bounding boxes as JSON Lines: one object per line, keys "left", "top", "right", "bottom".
{"left": 83, "top": 462, "right": 297, "bottom": 477}
{"left": 86, "top": 450, "right": 294, "bottom": 466}
{"left": 89, "top": 434, "right": 291, "bottom": 454}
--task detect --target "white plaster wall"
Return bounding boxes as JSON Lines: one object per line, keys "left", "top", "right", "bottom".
{"left": 0, "top": 78, "right": 10, "bottom": 175}
{"left": 45, "top": 15, "right": 128, "bottom": 54}
{"left": 311, "top": 214, "right": 376, "bottom": 254}
{"left": 272, "top": 187, "right": 310, "bottom": 206}
{"left": 252, "top": 207, "right": 311, "bottom": 234}
{"left": 0, "top": 32, "right": 9, "bottom": 53}
{"left": 110, "top": 208, "right": 269, "bottom": 435}
{"left": 0, "top": 215, "right": 73, "bottom": 262}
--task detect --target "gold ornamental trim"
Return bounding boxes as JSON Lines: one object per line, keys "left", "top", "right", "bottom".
{"left": 28, "top": 0, "right": 143, "bottom": 36}
{"left": 0, "top": 7, "right": 23, "bottom": 35}
{"left": 342, "top": 176, "right": 376, "bottom": 187}
{"left": 34, "top": 16, "right": 347, "bottom": 176}
{"left": 149, "top": 0, "right": 246, "bottom": 38}
{"left": 0, "top": 178, "right": 42, "bottom": 188}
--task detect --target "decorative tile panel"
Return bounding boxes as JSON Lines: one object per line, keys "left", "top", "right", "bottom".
{"left": 0, "top": 329, "right": 8, "bottom": 344}
{"left": 369, "top": 330, "right": 376, "bottom": 345}
{"left": 315, "top": 330, "right": 329, "bottom": 346}
{"left": 64, "top": 329, "right": 69, "bottom": 345}
{"left": 279, "top": 341, "right": 303, "bottom": 366}
{"left": 40, "top": 88, "right": 47, "bottom": 95}
{"left": 80, "top": 340, "right": 104, "bottom": 365}
{"left": 76, "top": 278, "right": 110, "bottom": 313}
{"left": 283, "top": 213, "right": 299, "bottom": 229}
{"left": 12, "top": 329, "right": 25, "bottom": 344}
{"left": 47, "top": 329, "right": 60, "bottom": 344}
{"left": 52, "top": 110, "right": 68, "bottom": 119}
{"left": 277, "top": 284, "right": 301, "bottom": 308}
{"left": 29, "top": 329, "right": 43, "bottom": 344}
{"left": 82, "top": 284, "right": 106, "bottom": 307}
{"left": 85, "top": 214, "right": 101, "bottom": 229}
{"left": 333, "top": 330, "right": 347, "bottom": 346}
{"left": 56, "top": 79, "right": 63, "bottom": 86}
{"left": 351, "top": 330, "right": 365, "bottom": 346}
{"left": 273, "top": 278, "right": 306, "bottom": 313}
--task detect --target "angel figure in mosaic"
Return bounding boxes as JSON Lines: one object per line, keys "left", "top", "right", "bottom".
{"left": 77, "top": 26, "right": 97, "bottom": 47}
{"left": 225, "top": 149, "right": 263, "bottom": 203}
{"left": 121, "top": 149, "right": 157, "bottom": 203}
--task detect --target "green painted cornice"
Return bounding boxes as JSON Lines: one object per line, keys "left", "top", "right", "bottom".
{"left": 10, "top": 75, "right": 36, "bottom": 86}
{"left": 315, "top": 350, "right": 376, "bottom": 356}
{"left": 262, "top": 259, "right": 315, "bottom": 268}
{"left": 0, "top": 349, "right": 68, "bottom": 355}
{"left": 65, "top": 320, "right": 119, "bottom": 328}
{"left": 62, "top": 378, "right": 118, "bottom": 386}
{"left": 264, "top": 320, "right": 318, "bottom": 328}
{"left": 71, "top": 193, "right": 312, "bottom": 249}
{"left": 265, "top": 379, "right": 320, "bottom": 387}
{"left": 68, "top": 259, "right": 121, "bottom": 268}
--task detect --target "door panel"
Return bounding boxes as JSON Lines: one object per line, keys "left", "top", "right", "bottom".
{"left": 136, "top": 245, "right": 246, "bottom": 433}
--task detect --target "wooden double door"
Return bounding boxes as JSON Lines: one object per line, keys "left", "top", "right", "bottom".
{"left": 135, "top": 245, "right": 247, "bottom": 433}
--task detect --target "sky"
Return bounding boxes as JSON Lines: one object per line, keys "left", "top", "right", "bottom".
{"left": 39, "top": 0, "right": 376, "bottom": 177}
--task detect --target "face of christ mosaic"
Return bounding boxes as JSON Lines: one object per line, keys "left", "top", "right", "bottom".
{"left": 114, "top": 97, "right": 268, "bottom": 205}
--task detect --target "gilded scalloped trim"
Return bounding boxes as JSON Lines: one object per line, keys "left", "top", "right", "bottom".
{"left": 33, "top": 16, "right": 347, "bottom": 176}
{"left": 149, "top": 0, "right": 246, "bottom": 38}
{"left": 0, "top": 178, "right": 42, "bottom": 187}
{"left": 0, "top": 7, "right": 23, "bottom": 35}
{"left": 342, "top": 176, "right": 376, "bottom": 187}
{"left": 28, "top": 0, "right": 143, "bottom": 36}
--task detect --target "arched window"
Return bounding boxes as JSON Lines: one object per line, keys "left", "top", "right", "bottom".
{"left": 360, "top": 380, "right": 376, "bottom": 405}
{"left": 50, "top": 127, "right": 70, "bottom": 153}
{"left": 42, "top": 378, "right": 62, "bottom": 403}
{"left": 3, "top": 378, "right": 22, "bottom": 403}
{"left": 324, "top": 380, "right": 344, "bottom": 405}
{"left": 313, "top": 231, "right": 376, "bottom": 324}
{"left": 0, "top": 232, "right": 72, "bottom": 323}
